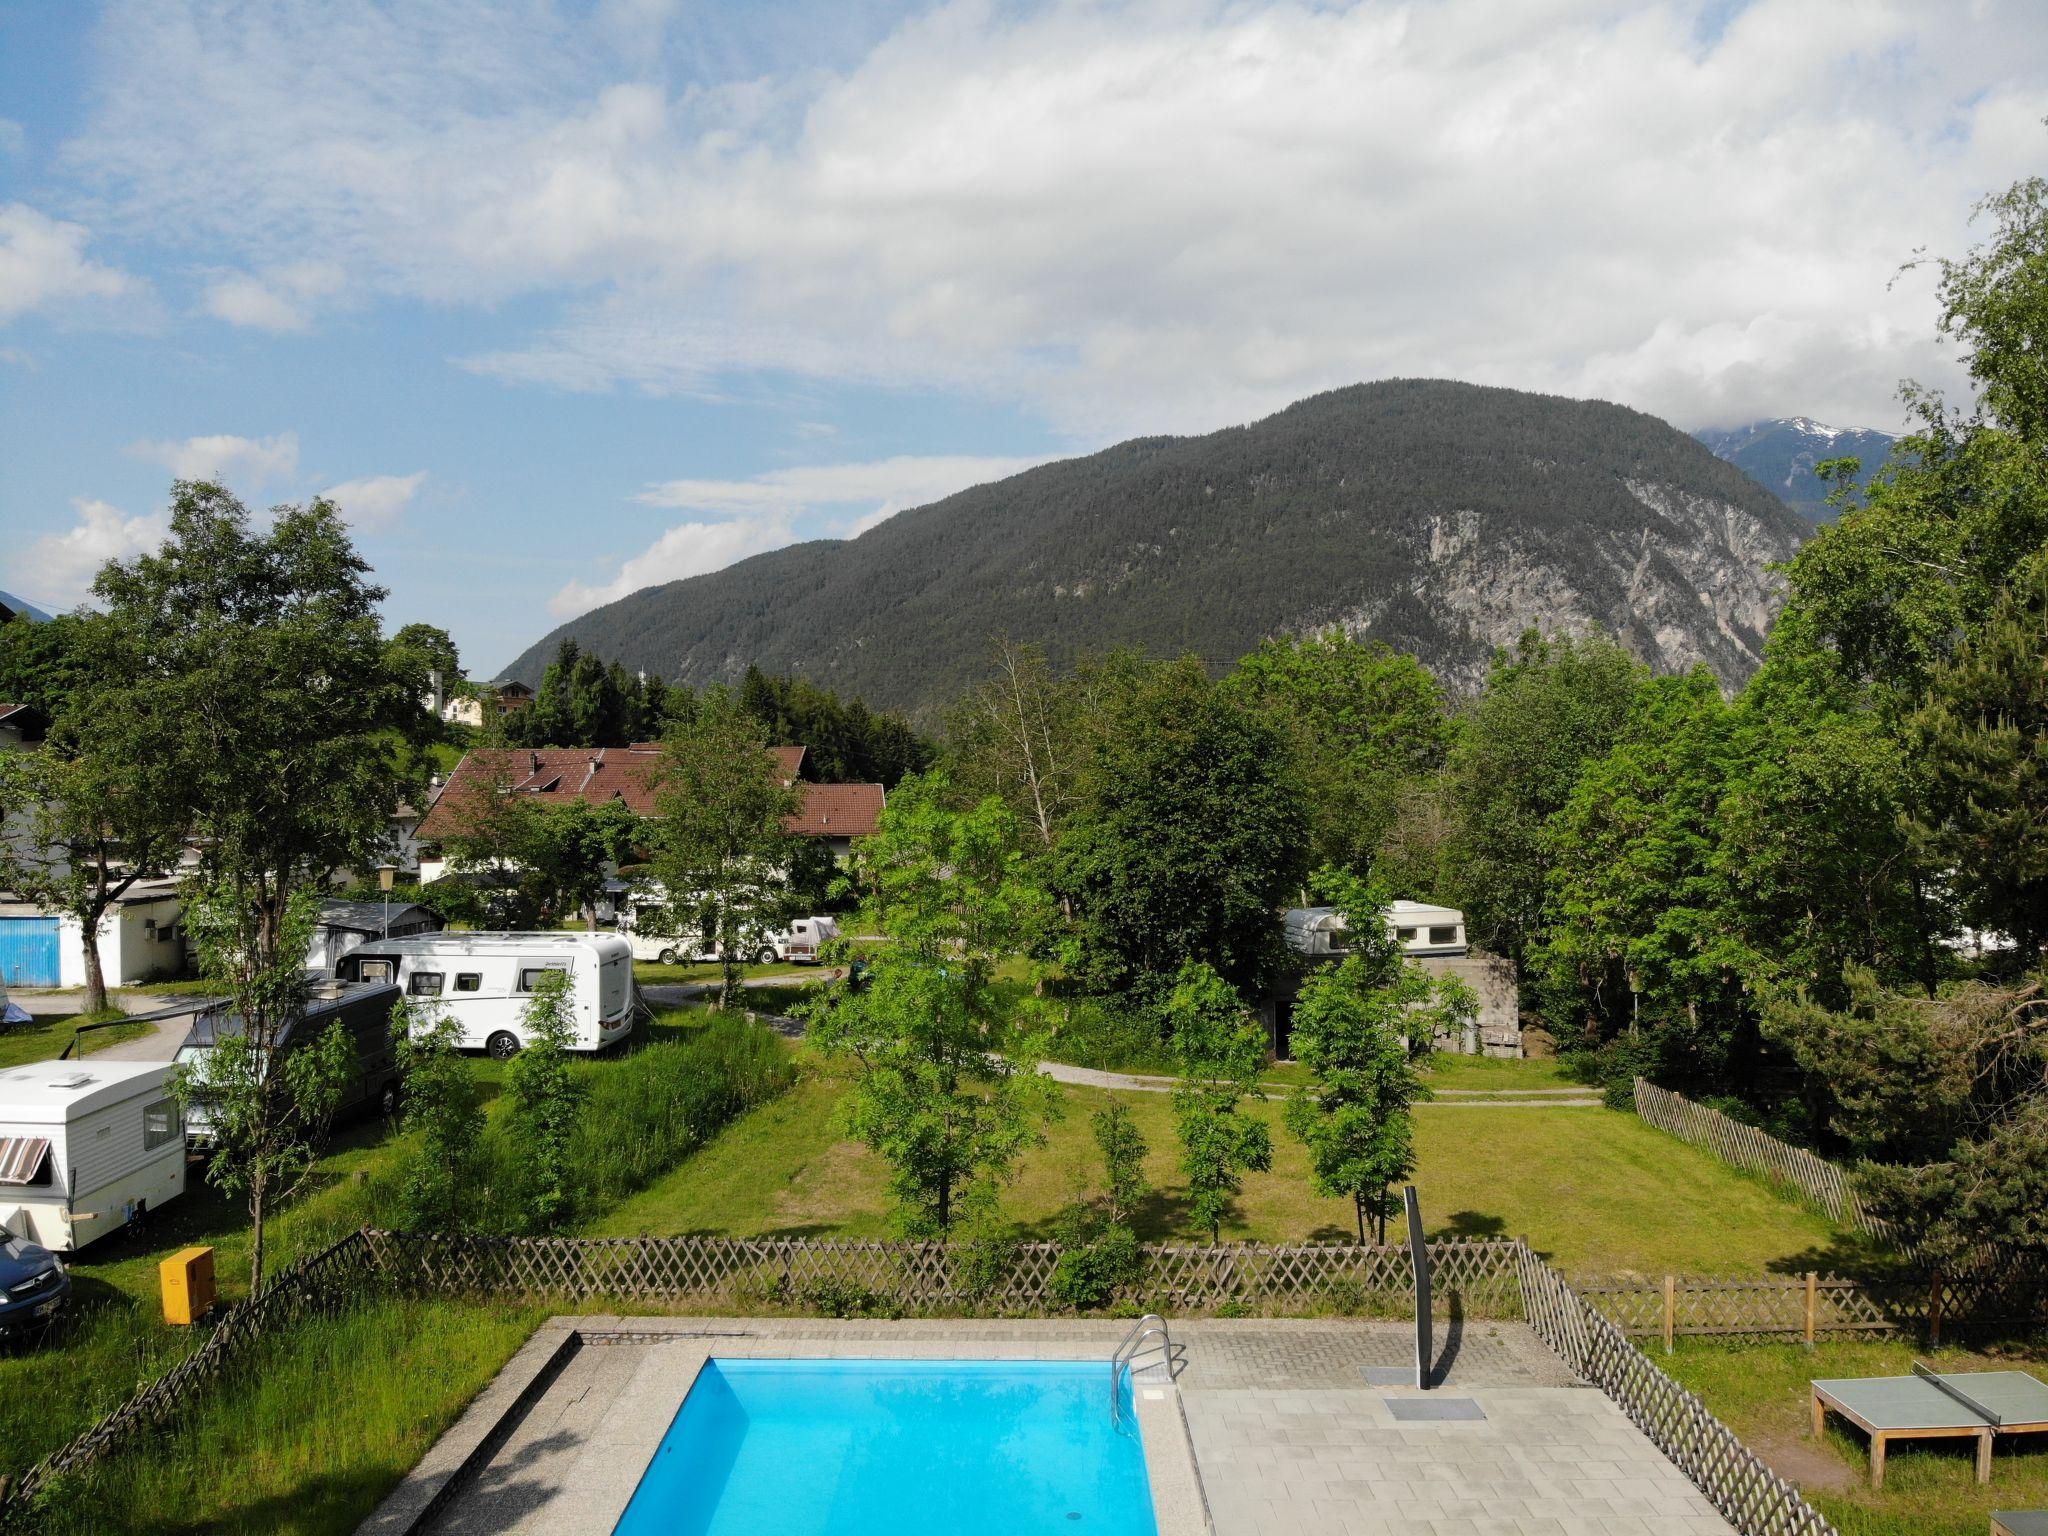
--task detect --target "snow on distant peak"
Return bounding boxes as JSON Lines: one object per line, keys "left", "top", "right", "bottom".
{"left": 1784, "top": 417, "right": 1842, "bottom": 439}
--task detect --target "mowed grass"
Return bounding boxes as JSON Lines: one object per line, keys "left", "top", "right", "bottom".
{"left": 32, "top": 1299, "right": 538, "bottom": 1536}
{"left": 591, "top": 1050, "right": 1854, "bottom": 1273}
{"left": 1664, "top": 1338, "right": 2048, "bottom": 1536}
{"left": 0, "top": 1011, "right": 153, "bottom": 1070}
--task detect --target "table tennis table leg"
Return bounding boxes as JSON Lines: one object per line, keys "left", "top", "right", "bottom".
{"left": 1811, "top": 1391, "right": 1824, "bottom": 1439}
{"left": 1977, "top": 1428, "right": 1993, "bottom": 1484}
{"left": 1870, "top": 1431, "right": 1886, "bottom": 1490}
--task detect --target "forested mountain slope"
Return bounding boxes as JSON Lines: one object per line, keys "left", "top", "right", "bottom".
{"left": 507, "top": 380, "right": 1808, "bottom": 716}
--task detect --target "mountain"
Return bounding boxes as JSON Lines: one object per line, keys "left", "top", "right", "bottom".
{"left": 0, "top": 590, "right": 52, "bottom": 623}
{"left": 1693, "top": 417, "right": 1899, "bottom": 522}
{"left": 507, "top": 379, "right": 1810, "bottom": 718}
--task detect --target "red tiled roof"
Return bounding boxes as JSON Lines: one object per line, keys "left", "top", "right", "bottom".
{"left": 417, "top": 744, "right": 853, "bottom": 841}
{"left": 787, "top": 783, "right": 886, "bottom": 838}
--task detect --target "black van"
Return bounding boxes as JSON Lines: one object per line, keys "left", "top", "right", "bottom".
{"left": 175, "top": 979, "right": 403, "bottom": 1143}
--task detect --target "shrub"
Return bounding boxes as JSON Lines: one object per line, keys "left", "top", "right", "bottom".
{"left": 1048, "top": 1226, "right": 1140, "bottom": 1312}
{"left": 1044, "top": 995, "right": 1176, "bottom": 1074}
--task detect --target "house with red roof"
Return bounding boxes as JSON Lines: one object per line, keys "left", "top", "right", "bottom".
{"left": 414, "top": 742, "right": 885, "bottom": 882}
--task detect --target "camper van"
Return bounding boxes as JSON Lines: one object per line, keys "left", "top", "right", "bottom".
{"left": 0, "top": 1060, "right": 187, "bottom": 1252}
{"left": 334, "top": 932, "right": 634, "bottom": 1058}
{"left": 619, "top": 893, "right": 839, "bottom": 966}
{"left": 177, "top": 979, "right": 404, "bottom": 1145}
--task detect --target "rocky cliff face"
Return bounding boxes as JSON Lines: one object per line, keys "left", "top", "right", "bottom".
{"left": 508, "top": 380, "right": 1809, "bottom": 714}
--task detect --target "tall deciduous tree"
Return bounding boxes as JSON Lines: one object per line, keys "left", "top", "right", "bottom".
{"left": 395, "top": 997, "right": 487, "bottom": 1231}
{"left": 650, "top": 688, "right": 802, "bottom": 1007}
{"left": 1163, "top": 961, "right": 1272, "bottom": 1244}
{"left": 1442, "top": 630, "right": 1644, "bottom": 969}
{"left": 1226, "top": 633, "right": 1454, "bottom": 883}
{"left": 0, "top": 719, "right": 187, "bottom": 1011}
{"left": 96, "top": 482, "right": 425, "bottom": 1287}
{"left": 505, "top": 969, "right": 583, "bottom": 1231}
{"left": 1056, "top": 656, "right": 1308, "bottom": 995}
{"left": 803, "top": 775, "right": 1058, "bottom": 1238}
{"left": 1283, "top": 873, "right": 1452, "bottom": 1242}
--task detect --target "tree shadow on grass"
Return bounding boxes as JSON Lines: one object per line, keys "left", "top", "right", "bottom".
{"left": 1433, "top": 1210, "right": 1509, "bottom": 1242}
{"left": 1762, "top": 1233, "right": 1916, "bottom": 1286}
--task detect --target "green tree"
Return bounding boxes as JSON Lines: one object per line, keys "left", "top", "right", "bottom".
{"left": 1282, "top": 873, "right": 1450, "bottom": 1242}
{"left": 0, "top": 610, "right": 97, "bottom": 721}
{"left": 172, "top": 887, "right": 353, "bottom": 1292}
{"left": 1226, "top": 633, "right": 1454, "bottom": 881}
{"left": 395, "top": 997, "right": 487, "bottom": 1230}
{"left": 505, "top": 969, "right": 583, "bottom": 1231}
{"left": 946, "top": 639, "right": 1089, "bottom": 851}
{"left": 96, "top": 482, "right": 423, "bottom": 1287}
{"left": 435, "top": 771, "right": 638, "bottom": 928}
{"left": 649, "top": 688, "right": 803, "bottom": 1007}
{"left": 0, "top": 724, "right": 188, "bottom": 1011}
{"left": 390, "top": 622, "right": 461, "bottom": 686}
{"left": 1163, "top": 961, "right": 1272, "bottom": 1244}
{"left": 803, "top": 775, "right": 1058, "bottom": 1238}
{"left": 1441, "top": 630, "right": 1645, "bottom": 968}
{"left": 1093, "top": 1100, "right": 1150, "bottom": 1228}
{"left": 1056, "top": 656, "right": 1309, "bottom": 995}
{"left": 1908, "top": 551, "right": 2048, "bottom": 963}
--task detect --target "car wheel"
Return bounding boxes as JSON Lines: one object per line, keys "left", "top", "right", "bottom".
{"left": 379, "top": 1080, "right": 400, "bottom": 1118}
{"left": 658, "top": 948, "right": 679, "bottom": 966}
{"left": 756, "top": 947, "right": 778, "bottom": 966}
{"left": 486, "top": 1031, "right": 521, "bottom": 1060}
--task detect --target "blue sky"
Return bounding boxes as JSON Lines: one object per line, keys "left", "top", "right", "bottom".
{"left": 2, "top": 1, "right": 2043, "bottom": 677}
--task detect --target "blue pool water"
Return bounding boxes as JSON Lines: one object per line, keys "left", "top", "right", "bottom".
{"left": 612, "top": 1358, "right": 1159, "bottom": 1536}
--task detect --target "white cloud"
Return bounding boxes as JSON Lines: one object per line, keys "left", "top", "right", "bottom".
{"left": 201, "top": 261, "right": 345, "bottom": 332}
{"left": 549, "top": 513, "right": 797, "bottom": 617}
{"left": 65, "top": 0, "right": 2048, "bottom": 433}
{"left": 0, "top": 203, "right": 136, "bottom": 324}
{"left": 321, "top": 470, "right": 426, "bottom": 529}
{"left": 24, "top": 498, "right": 169, "bottom": 608}
{"left": 554, "top": 451, "right": 1040, "bottom": 617}
{"left": 127, "top": 431, "right": 301, "bottom": 489}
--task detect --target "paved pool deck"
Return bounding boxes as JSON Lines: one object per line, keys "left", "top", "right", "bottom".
{"left": 356, "top": 1317, "right": 1735, "bottom": 1536}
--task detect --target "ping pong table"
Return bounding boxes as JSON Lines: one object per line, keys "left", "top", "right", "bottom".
{"left": 1812, "top": 1365, "right": 2048, "bottom": 1489}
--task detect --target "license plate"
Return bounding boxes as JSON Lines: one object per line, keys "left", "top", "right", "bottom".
{"left": 32, "top": 1299, "right": 57, "bottom": 1318}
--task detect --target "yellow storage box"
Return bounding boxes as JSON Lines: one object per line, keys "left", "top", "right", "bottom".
{"left": 160, "top": 1245, "right": 216, "bottom": 1325}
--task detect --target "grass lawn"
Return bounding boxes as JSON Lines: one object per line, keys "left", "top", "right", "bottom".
{"left": 31, "top": 1299, "right": 539, "bottom": 1536}
{"left": 1664, "top": 1338, "right": 2048, "bottom": 1536}
{"left": 0, "top": 1011, "right": 153, "bottom": 1070}
{"left": 632, "top": 959, "right": 819, "bottom": 986}
{"left": 592, "top": 1050, "right": 1857, "bottom": 1273}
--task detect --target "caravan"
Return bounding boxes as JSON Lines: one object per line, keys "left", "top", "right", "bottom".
{"left": 0, "top": 1060, "right": 186, "bottom": 1252}
{"left": 334, "top": 932, "right": 635, "bottom": 1058}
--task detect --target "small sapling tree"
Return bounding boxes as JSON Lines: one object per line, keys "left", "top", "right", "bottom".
{"left": 395, "top": 997, "right": 487, "bottom": 1230}
{"left": 1165, "top": 961, "right": 1273, "bottom": 1245}
{"left": 505, "top": 970, "right": 584, "bottom": 1231}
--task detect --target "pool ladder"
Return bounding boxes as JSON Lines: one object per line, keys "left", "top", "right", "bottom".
{"left": 1109, "top": 1313, "right": 1171, "bottom": 1427}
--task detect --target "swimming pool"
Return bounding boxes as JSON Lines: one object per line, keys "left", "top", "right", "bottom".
{"left": 612, "top": 1358, "right": 1160, "bottom": 1536}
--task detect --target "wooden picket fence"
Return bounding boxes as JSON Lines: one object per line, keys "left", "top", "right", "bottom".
{"left": 0, "top": 1231, "right": 379, "bottom": 1516}
{"left": 1632, "top": 1078, "right": 1890, "bottom": 1238}
{"left": 1519, "top": 1243, "right": 1839, "bottom": 1536}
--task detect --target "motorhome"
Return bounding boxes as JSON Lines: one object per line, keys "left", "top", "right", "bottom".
{"left": 334, "top": 932, "right": 634, "bottom": 1058}
{"left": 1282, "top": 902, "right": 1469, "bottom": 960}
{"left": 177, "top": 978, "right": 404, "bottom": 1144}
{"left": 0, "top": 1059, "right": 186, "bottom": 1252}
{"left": 619, "top": 894, "right": 838, "bottom": 966}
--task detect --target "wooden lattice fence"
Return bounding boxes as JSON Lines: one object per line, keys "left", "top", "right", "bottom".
{"left": 1632, "top": 1079, "right": 1888, "bottom": 1237}
{"left": 1519, "top": 1244, "right": 1839, "bottom": 1536}
{"left": 0, "top": 1231, "right": 378, "bottom": 1516}
{"left": 361, "top": 1230, "right": 1526, "bottom": 1316}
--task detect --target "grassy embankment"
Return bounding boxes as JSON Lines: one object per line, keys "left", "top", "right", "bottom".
{"left": 0, "top": 1011, "right": 153, "bottom": 1070}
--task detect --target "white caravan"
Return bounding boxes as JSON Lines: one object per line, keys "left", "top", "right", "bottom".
{"left": 334, "top": 932, "right": 635, "bottom": 1059}
{"left": 0, "top": 1060, "right": 186, "bottom": 1252}
{"left": 619, "top": 895, "right": 840, "bottom": 966}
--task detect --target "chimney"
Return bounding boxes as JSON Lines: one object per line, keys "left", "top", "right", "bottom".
{"left": 529, "top": 751, "right": 540, "bottom": 774}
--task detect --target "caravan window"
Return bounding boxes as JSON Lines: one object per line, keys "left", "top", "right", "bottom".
{"left": 355, "top": 958, "right": 396, "bottom": 983}
{"left": 454, "top": 973, "right": 482, "bottom": 992}
{"left": 1396, "top": 927, "right": 1417, "bottom": 942}
{"left": 143, "top": 1099, "right": 182, "bottom": 1152}
{"left": 516, "top": 963, "right": 569, "bottom": 993}
{"left": 408, "top": 971, "right": 445, "bottom": 997}
{"left": 1429, "top": 925, "right": 1457, "bottom": 946}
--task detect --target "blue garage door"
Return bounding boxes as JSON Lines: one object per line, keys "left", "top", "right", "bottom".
{"left": 0, "top": 918, "right": 62, "bottom": 988}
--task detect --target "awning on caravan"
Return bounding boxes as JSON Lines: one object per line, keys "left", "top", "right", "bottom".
{"left": 0, "top": 1137, "right": 50, "bottom": 1185}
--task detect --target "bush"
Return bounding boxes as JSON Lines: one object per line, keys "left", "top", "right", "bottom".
{"left": 1049, "top": 1226, "right": 1140, "bottom": 1312}
{"left": 1044, "top": 995, "right": 1176, "bottom": 1074}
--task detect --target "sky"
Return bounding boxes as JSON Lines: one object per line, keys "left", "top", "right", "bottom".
{"left": 1, "top": 0, "right": 2043, "bottom": 677}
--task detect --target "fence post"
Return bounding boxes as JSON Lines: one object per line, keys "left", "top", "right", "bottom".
{"left": 1662, "top": 1274, "right": 1675, "bottom": 1354}
{"left": 1804, "top": 1271, "right": 1817, "bottom": 1347}
{"left": 1929, "top": 1269, "right": 1945, "bottom": 1349}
